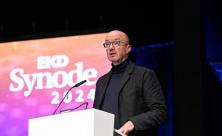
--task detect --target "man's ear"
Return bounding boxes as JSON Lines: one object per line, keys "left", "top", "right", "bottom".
{"left": 127, "top": 44, "right": 132, "bottom": 54}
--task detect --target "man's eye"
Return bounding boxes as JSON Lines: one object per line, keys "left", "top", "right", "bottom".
{"left": 106, "top": 42, "right": 111, "bottom": 46}
{"left": 113, "top": 41, "right": 120, "bottom": 45}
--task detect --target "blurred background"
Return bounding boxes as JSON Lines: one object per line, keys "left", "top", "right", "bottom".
{"left": 0, "top": 0, "right": 222, "bottom": 136}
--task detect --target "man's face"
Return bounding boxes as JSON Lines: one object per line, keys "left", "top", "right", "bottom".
{"left": 104, "top": 31, "right": 131, "bottom": 65}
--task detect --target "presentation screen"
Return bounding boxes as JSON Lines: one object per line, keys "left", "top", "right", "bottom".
{"left": 0, "top": 33, "right": 110, "bottom": 136}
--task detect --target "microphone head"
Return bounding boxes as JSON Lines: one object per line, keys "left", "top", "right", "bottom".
{"left": 74, "top": 80, "right": 87, "bottom": 87}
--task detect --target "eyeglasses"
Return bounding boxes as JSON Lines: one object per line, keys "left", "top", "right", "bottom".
{"left": 103, "top": 40, "right": 128, "bottom": 48}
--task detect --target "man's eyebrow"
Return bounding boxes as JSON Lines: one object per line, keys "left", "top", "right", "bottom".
{"left": 113, "top": 38, "right": 121, "bottom": 41}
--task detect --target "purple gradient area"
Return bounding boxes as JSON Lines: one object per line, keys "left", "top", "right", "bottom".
{"left": 9, "top": 108, "right": 24, "bottom": 119}
{"left": 5, "top": 125, "right": 23, "bottom": 136}
{"left": 0, "top": 92, "right": 95, "bottom": 136}
{"left": 0, "top": 72, "right": 97, "bottom": 136}
{"left": 0, "top": 82, "right": 96, "bottom": 136}
{"left": 0, "top": 77, "right": 97, "bottom": 136}
{"left": 0, "top": 114, "right": 6, "bottom": 125}
{"left": 0, "top": 103, "right": 9, "bottom": 112}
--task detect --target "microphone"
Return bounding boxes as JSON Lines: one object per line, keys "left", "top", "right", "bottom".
{"left": 52, "top": 80, "right": 87, "bottom": 115}
{"left": 74, "top": 80, "right": 87, "bottom": 87}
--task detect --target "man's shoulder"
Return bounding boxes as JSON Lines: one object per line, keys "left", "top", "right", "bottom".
{"left": 132, "top": 63, "right": 154, "bottom": 73}
{"left": 97, "top": 71, "right": 111, "bottom": 81}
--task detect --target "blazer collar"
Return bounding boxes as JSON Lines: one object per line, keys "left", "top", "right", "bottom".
{"left": 98, "top": 61, "right": 135, "bottom": 107}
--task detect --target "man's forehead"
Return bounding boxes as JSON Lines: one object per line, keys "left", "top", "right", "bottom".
{"left": 105, "top": 30, "right": 129, "bottom": 43}
{"left": 105, "top": 38, "right": 121, "bottom": 42}
{"left": 105, "top": 34, "right": 126, "bottom": 41}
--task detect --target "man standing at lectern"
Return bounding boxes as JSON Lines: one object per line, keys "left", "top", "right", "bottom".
{"left": 93, "top": 30, "right": 166, "bottom": 136}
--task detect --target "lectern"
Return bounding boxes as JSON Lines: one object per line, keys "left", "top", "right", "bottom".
{"left": 28, "top": 108, "right": 114, "bottom": 136}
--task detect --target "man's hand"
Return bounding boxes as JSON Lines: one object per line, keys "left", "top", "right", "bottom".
{"left": 118, "top": 121, "right": 135, "bottom": 136}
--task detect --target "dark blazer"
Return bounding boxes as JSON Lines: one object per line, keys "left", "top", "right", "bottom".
{"left": 93, "top": 61, "right": 166, "bottom": 136}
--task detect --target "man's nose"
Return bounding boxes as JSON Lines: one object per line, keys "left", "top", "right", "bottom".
{"left": 109, "top": 43, "right": 115, "bottom": 49}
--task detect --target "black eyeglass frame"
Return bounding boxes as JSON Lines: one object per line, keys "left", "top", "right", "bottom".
{"left": 103, "top": 40, "right": 128, "bottom": 48}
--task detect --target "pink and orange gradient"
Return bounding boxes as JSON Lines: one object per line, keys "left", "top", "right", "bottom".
{"left": 0, "top": 33, "right": 110, "bottom": 136}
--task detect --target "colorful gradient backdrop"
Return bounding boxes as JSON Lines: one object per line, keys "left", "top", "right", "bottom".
{"left": 0, "top": 33, "right": 110, "bottom": 136}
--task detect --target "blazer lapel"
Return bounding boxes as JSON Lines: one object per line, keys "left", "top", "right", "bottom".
{"left": 98, "top": 71, "right": 112, "bottom": 108}
{"left": 118, "top": 61, "right": 135, "bottom": 93}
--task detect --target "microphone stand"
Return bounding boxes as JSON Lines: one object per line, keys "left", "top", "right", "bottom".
{"left": 52, "top": 80, "right": 86, "bottom": 115}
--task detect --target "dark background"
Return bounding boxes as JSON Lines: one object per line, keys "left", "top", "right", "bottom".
{"left": 0, "top": 1, "right": 173, "bottom": 47}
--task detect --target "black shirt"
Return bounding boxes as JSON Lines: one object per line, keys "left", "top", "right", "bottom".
{"left": 101, "top": 58, "right": 130, "bottom": 128}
